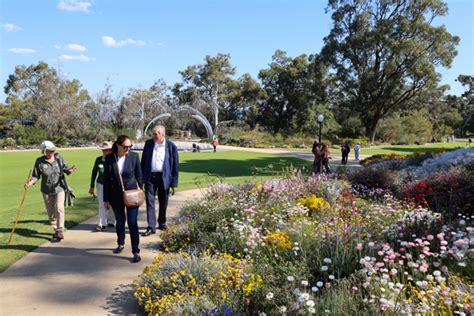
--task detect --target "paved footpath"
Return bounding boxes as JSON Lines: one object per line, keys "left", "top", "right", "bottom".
{"left": 0, "top": 147, "right": 364, "bottom": 316}
{"left": 0, "top": 189, "right": 203, "bottom": 316}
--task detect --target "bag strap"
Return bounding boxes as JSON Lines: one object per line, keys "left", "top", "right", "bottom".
{"left": 114, "top": 154, "right": 126, "bottom": 193}
{"left": 114, "top": 154, "right": 140, "bottom": 192}
{"left": 55, "top": 154, "right": 69, "bottom": 190}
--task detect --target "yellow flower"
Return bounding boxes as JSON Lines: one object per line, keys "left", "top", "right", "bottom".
{"left": 264, "top": 231, "right": 292, "bottom": 250}
{"left": 298, "top": 194, "right": 330, "bottom": 215}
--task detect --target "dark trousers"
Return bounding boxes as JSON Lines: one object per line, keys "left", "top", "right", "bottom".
{"left": 112, "top": 204, "right": 140, "bottom": 254}
{"left": 145, "top": 172, "right": 169, "bottom": 230}
{"left": 342, "top": 153, "right": 348, "bottom": 164}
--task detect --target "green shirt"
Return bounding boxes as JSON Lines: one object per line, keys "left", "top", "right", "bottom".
{"left": 90, "top": 156, "right": 106, "bottom": 188}
{"left": 31, "top": 154, "right": 71, "bottom": 194}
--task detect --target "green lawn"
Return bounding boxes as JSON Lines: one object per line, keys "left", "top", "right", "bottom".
{"left": 287, "top": 141, "right": 469, "bottom": 156}
{"left": 0, "top": 149, "right": 307, "bottom": 272}
{"left": 359, "top": 141, "right": 469, "bottom": 156}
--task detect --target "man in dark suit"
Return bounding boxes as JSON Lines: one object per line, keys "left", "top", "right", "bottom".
{"left": 141, "top": 125, "right": 179, "bottom": 235}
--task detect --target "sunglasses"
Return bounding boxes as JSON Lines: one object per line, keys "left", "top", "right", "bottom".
{"left": 119, "top": 144, "right": 133, "bottom": 150}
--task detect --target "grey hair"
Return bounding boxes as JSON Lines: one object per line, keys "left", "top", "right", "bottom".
{"left": 152, "top": 125, "right": 166, "bottom": 135}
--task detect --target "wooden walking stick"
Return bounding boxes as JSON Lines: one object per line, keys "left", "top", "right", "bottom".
{"left": 7, "top": 169, "right": 33, "bottom": 244}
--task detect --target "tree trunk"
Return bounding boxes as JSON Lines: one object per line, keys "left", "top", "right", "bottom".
{"left": 365, "top": 119, "right": 379, "bottom": 144}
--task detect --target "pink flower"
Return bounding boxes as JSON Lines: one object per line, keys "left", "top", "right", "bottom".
{"left": 419, "top": 263, "right": 429, "bottom": 273}
{"left": 356, "top": 243, "right": 363, "bottom": 251}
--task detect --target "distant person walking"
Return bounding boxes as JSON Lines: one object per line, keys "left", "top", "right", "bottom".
{"left": 312, "top": 141, "right": 322, "bottom": 175}
{"left": 24, "top": 141, "right": 76, "bottom": 242}
{"left": 141, "top": 125, "right": 179, "bottom": 235}
{"left": 211, "top": 137, "right": 219, "bottom": 153}
{"left": 354, "top": 143, "right": 361, "bottom": 161}
{"left": 321, "top": 144, "right": 331, "bottom": 173}
{"left": 103, "top": 135, "right": 143, "bottom": 263}
{"left": 89, "top": 141, "right": 116, "bottom": 231}
{"left": 341, "top": 143, "right": 350, "bottom": 165}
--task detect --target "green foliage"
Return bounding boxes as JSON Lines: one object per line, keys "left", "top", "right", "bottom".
{"left": 378, "top": 109, "right": 433, "bottom": 145}
{"left": 258, "top": 50, "right": 328, "bottom": 135}
{"left": 322, "top": 0, "right": 459, "bottom": 142}
{"left": 11, "top": 124, "right": 48, "bottom": 145}
{"left": 349, "top": 167, "right": 395, "bottom": 191}
{"left": 219, "top": 126, "right": 316, "bottom": 148}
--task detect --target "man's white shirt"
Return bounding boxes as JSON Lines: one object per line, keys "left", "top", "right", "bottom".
{"left": 151, "top": 140, "right": 166, "bottom": 172}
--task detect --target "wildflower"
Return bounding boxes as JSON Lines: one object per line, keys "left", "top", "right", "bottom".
{"left": 323, "top": 258, "right": 332, "bottom": 263}
{"left": 266, "top": 292, "right": 274, "bottom": 300}
{"left": 308, "top": 307, "right": 316, "bottom": 314}
{"left": 368, "top": 242, "right": 375, "bottom": 247}
{"left": 311, "top": 287, "right": 318, "bottom": 292}
{"left": 301, "top": 280, "right": 309, "bottom": 286}
{"left": 328, "top": 275, "right": 335, "bottom": 280}
{"left": 279, "top": 306, "right": 287, "bottom": 313}
{"left": 287, "top": 276, "right": 295, "bottom": 282}
{"left": 306, "top": 300, "right": 315, "bottom": 307}
{"left": 321, "top": 266, "right": 329, "bottom": 271}
{"left": 316, "top": 281, "right": 324, "bottom": 287}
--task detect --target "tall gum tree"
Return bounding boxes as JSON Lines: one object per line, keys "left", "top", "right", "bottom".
{"left": 321, "top": 0, "right": 459, "bottom": 142}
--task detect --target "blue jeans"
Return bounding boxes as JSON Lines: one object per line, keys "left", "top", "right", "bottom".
{"left": 112, "top": 204, "right": 140, "bottom": 254}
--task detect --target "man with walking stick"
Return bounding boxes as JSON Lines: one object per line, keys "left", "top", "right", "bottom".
{"left": 24, "top": 141, "right": 76, "bottom": 241}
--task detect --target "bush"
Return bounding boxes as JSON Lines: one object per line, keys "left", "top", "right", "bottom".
{"left": 134, "top": 253, "right": 262, "bottom": 315}
{"left": 0, "top": 137, "right": 16, "bottom": 148}
{"left": 11, "top": 124, "right": 48, "bottom": 145}
{"left": 378, "top": 109, "right": 432, "bottom": 145}
{"left": 423, "top": 167, "right": 474, "bottom": 219}
{"left": 349, "top": 167, "right": 395, "bottom": 191}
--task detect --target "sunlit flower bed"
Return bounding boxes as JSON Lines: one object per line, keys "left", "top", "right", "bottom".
{"left": 135, "top": 172, "right": 473, "bottom": 315}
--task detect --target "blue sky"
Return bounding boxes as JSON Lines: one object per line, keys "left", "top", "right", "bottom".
{"left": 1, "top": 0, "right": 472, "bottom": 103}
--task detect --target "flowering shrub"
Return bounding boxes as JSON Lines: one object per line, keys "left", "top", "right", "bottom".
{"left": 349, "top": 167, "right": 396, "bottom": 192}
{"left": 134, "top": 252, "right": 262, "bottom": 315}
{"left": 297, "top": 194, "right": 330, "bottom": 216}
{"left": 424, "top": 167, "right": 474, "bottom": 219}
{"left": 406, "top": 148, "right": 474, "bottom": 179}
{"left": 136, "top": 172, "right": 473, "bottom": 315}
{"left": 403, "top": 180, "right": 432, "bottom": 208}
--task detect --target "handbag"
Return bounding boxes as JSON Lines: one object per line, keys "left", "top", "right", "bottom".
{"left": 116, "top": 156, "right": 144, "bottom": 207}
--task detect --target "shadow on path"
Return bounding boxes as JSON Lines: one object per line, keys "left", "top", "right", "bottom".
{"left": 103, "top": 283, "right": 144, "bottom": 315}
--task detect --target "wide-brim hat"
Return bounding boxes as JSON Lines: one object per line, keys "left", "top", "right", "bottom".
{"left": 40, "top": 140, "right": 57, "bottom": 153}
{"left": 99, "top": 141, "right": 113, "bottom": 150}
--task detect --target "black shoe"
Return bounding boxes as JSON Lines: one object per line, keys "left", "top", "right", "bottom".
{"left": 113, "top": 245, "right": 124, "bottom": 254}
{"left": 107, "top": 223, "right": 115, "bottom": 228}
{"left": 51, "top": 233, "right": 60, "bottom": 242}
{"left": 141, "top": 228, "right": 155, "bottom": 237}
{"left": 158, "top": 223, "right": 167, "bottom": 231}
{"left": 132, "top": 253, "right": 141, "bottom": 263}
{"left": 96, "top": 225, "right": 106, "bottom": 231}
{"left": 56, "top": 230, "right": 64, "bottom": 240}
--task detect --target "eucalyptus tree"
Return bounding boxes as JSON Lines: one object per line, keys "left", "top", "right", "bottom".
{"left": 457, "top": 74, "right": 474, "bottom": 136}
{"left": 118, "top": 80, "right": 170, "bottom": 136}
{"left": 321, "top": 0, "right": 459, "bottom": 142}
{"left": 4, "top": 61, "right": 93, "bottom": 141}
{"left": 173, "top": 53, "right": 238, "bottom": 135}
{"left": 258, "top": 50, "right": 329, "bottom": 135}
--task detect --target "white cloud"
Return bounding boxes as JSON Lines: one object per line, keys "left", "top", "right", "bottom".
{"left": 57, "top": 0, "right": 92, "bottom": 13}
{"left": 1, "top": 23, "right": 22, "bottom": 32}
{"left": 102, "top": 36, "right": 146, "bottom": 48}
{"left": 55, "top": 43, "right": 87, "bottom": 52}
{"left": 8, "top": 48, "right": 36, "bottom": 54}
{"left": 59, "top": 54, "right": 93, "bottom": 62}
